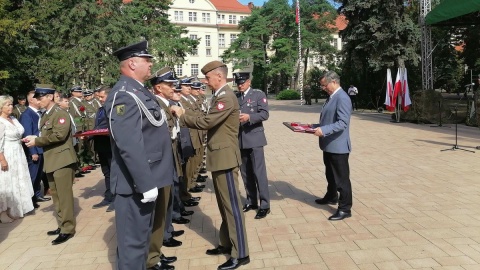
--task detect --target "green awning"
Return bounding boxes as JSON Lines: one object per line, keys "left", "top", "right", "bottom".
{"left": 426, "top": 0, "right": 480, "bottom": 25}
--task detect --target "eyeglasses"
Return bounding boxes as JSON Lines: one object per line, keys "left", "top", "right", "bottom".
{"left": 320, "top": 82, "right": 330, "bottom": 88}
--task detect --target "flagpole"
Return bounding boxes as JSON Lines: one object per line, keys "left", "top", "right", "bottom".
{"left": 296, "top": 0, "right": 304, "bottom": 105}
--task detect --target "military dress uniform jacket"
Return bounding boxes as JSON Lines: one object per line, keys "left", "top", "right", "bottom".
{"left": 173, "top": 102, "right": 195, "bottom": 162}
{"left": 69, "top": 97, "right": 86, "bottom": 131}
{"left": 12, "top": 104, "right": 26, "bottom": 119}
{"left": 182, "top": 85, "right": 241, "bottom": 172}
{"left": 157, "top": 97, "right": 183, "bottom": 178}
{"left": 238, "top": 88, "right": 269, "bottom": 149}
{"left": 105, "top": 75, "right": 174, "bottom": 195}
{"left": 179, "top": 96, "right": 202, "bottom": 151}
{"left": 35, "top": 105, "right": 77, "bottom": 173}
{"left": 82, "top": 100, "right": 99, "bottom": 131}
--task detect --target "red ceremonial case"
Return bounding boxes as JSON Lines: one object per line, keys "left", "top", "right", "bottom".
{"left": 73, "top": 128, "right": 109, "bottom": 137}
{"left": 282, "top": 122, "right": 317, "bottom": 133}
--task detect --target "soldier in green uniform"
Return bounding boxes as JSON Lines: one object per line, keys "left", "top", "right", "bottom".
{"left": 81, "top": 89, "right": 98, "bottom": 166}
{"left": 12, "top": 95, "right": 27, "bottom": 119}
{"left": 69, "top": 86, "right": 87, "bottom": 170}
{"left": 24, "top": 87, "right": 77, "bottom": 245}
{"left": 171, "top": 61, "right": 250, "bottom": 270}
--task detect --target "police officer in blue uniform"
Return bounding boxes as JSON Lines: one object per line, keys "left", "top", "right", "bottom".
{"left": 234, "top": 72, "right": 271, "bottom": 219}
{"left": 104, "top": 40, "right": 174, "bottom": 270}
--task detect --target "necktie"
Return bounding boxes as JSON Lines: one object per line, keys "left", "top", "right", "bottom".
{"left": 37, "top": 111, "right": 43, "bottom": 129}
{"left": 241, "top": 93, "right": 245, "bottom": 100}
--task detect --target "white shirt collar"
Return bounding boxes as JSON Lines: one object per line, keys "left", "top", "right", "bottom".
{"left": 330, "top": 87, "right": 342, "bottom": 98}
{"left": 242, "top": 87, "right": 251, "bottom": 96}
{"left": 156, "top": 95, "right": 170, "bottom": 107}
{"left": 28, "top": 106, "right": 41, "bottom": 114}
{"left": 214, "top": 84, "right": 228, "bottom": 96}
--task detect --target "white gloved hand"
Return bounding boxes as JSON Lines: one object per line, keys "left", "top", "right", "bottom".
{"left": 141, "top": 187, "right": 158, "bottom": 203}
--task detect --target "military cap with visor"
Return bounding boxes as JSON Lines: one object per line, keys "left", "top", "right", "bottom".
{"left": 149, "top": 67, "right": 177, "bottom": 86}
{"left": 33, "top": 84, "right": 56, "bottom": 98}
{"left": 83, "top": 89, "right": 94, "bottom": 96}
{"left": 191, "top": 81, "right": 203, "bottom": 89}
{"left": 113, "top": 40, "right": 153, "bottom": 61}
{"left": 70, "top": 85, "right": 83, "bottom": 92}
{"left": 233, "top": 72, "right": 250, "bottom": 85}
{"left": 178, "top": 76, "right": 193, "bottom": 85}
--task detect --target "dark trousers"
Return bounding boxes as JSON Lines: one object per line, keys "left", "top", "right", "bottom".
{"left": 115, "top": 193, "right": 155, "bottom": 270}
{"left": 323, "top": 152, "right": 352, "bottom": 212}
{"left": 349, "top": 95, "right": 357, "bottom": 110}
{"left": 27, "top": 153, "right": 44, "bottom": 198}
{"left": 240, "top": 147, "right": 270, "bottom": 209}
{"left": 97, "top": 151, "right": 113, "bottom": 201}
{"left": 212, "top": 167, "right": 249, "bottom": 259}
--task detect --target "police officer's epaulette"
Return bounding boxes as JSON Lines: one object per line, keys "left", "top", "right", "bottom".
{"left": 217, "top": 91, "right": 226, "bottom": 97}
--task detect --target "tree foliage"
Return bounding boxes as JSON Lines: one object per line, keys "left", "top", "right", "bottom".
{"left": 0, "top": 0, "right": 197, "bottom": 95}
{"left": 223, "top": 0, "right": 337, "bottom": 94}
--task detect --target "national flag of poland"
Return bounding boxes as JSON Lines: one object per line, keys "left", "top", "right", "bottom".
{"left": 392, "top": 68, "right": 402, "bottom": 111}
{"left": 402, "top": 68, "right": 412, "bottom": 112}
{"left": 384, "top": 68, "right": 395, "bottom": 111}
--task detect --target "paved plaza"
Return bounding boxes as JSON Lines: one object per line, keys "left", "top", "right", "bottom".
{"left": 2, "top": 99, "right": 480, "bottom": 270}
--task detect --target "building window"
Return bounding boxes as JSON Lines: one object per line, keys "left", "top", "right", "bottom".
{"left": 174, "top": 11, "right": 183, "bottom": 21}
{"left": 205, "top": 35, "right": 211, "bottom": 47}
{"left": 191, "top": 48, "right": 198, "bottom": 56}
{"left": 206, "top": 48, "right": 211, "bottom": 56}
{"left": 219, "top": 34, "right": 225, "bottom": 48}
{"left": 190, "top": 34, "right": 197, "bottom": 40}
{"left": 230, "top": 34, "right": 237, "bottom": 45}
{"left": 189, "top": 12, "right": 197, "bottom": 22}
{"left": 191, "top": 64, "right": 199, "bottom": 76}
{"left": 239, "top": 16, "right": 246, "bottom": 22}
{"left": 217, "top": 14, "right": 225, "bottom": 24}
{"left": 228, "top": 15, "right": 237, "bottom": 24}
{"left": 202, "top": 13, "right": 210, "bottom": 23}
{"left": 176, "top": 65, "right": 183, "bottom": 76}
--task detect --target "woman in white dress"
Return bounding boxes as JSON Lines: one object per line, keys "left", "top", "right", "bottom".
{"left": 0, "top": 95, "right": 34, "bottom": 223}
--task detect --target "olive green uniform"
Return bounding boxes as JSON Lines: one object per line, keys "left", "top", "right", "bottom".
{"left": 81, "top": 99, "right": 99, "bottom": 165}
{"left": 181, "top": 85, "right": 248, "bottom": 259}
{"left": 35, "top": 104, "right": 77, "bottom": 234}
{"left": 12, "top": 104, "right": 26, "bottom": 120}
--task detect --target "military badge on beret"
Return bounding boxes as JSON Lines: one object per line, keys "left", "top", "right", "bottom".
{"left": 116, "top": 104, "right": 126, "bottom": 116}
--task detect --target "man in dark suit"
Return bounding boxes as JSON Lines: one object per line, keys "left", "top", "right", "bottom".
{"left": 20, "top": 90, "right": 51, "bottom": 208}
{"left": 172, "top": 61, "right": 250, "bottom": 270}
{"left": 234, "top": 72, "right": 271, "bottom": 219}
{"left": 104, "top": 40, "right": 174, "bottom": 270}
{"left": 313, "top": 71, "right": 353, "bottom": 221}
{"left": 91, "top": 86, "right": 114, "bottom": 212}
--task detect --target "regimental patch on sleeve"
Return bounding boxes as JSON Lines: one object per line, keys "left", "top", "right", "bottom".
{"left": 263, "top": 98, "right": 267, "bottom": 103}
{"left": 116, "top": 104, "right": 125, "bottom": 116}
{"left": 217, "top": 102, "right": 225, "bottom": 111}
{"left": 58, "top": 118, "right": 66, "bottom": 124}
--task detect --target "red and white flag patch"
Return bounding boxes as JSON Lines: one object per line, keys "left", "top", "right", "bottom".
{"left": 217, "top": 102, "right": 225, "bottom": 110}
{"left": 58, "top": 118, "right": 66, "bottom": 124}
{"left": 263, "top": 98, "right": 267, "bottom": 103}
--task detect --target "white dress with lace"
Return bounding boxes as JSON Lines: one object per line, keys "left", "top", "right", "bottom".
{"left": 0, "top": 116, "right": 34, "bottom": 218}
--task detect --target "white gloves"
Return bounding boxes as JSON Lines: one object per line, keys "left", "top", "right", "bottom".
{"left": 141, "top": 187, "right": 158, "bottom": 203}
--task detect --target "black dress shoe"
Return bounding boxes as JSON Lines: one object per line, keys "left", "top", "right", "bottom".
{"left": 106, "top": 203, "right": 115, "bottom": 212}
{"left": 315, "top": 197, "right": 338, "bottom": 205}
{"left": 206, "top": 245, "right": 232, "bottom": 255}
{"left": 199, "top": 168, "right": 207, "bottom": 174}
{"left": 172, "top": 230, "right": 184, "bottom": 237}
{"left": 163, "top": 237, "right": 182, "bottom": 247}
{"left": 189, "top": 197, "right": 201, "bottom": 202}
{"left": 242, "top": 204, "right": 258, "bottom": 212}
{"left": 328, "top": 210, "right": 352, "bottom": 221}
{"left": 183, "top": 200, "right": 199, "bottom": 207}
{"left": 148, "top": 262, "right": 174, "bottom": 270}
{"left": 52, "top": 233, "right": 74, "bottom": 245}
{"left": 160, "top": 254, "right": 177, "bottom": 264}
{"left": 47, "top": 228, "right": 61, "bottom": 235}
{"left": 254, "top": 208, "right": 270, "bottom": 219}
{"left": 181, "top": 210, "right": 194, "bottom": 216}
{"left": 172, "top": 217, "right": 190, "bottom": 224}
{"left": 36, "top": 196, "right": 51, "bottom": 202}
{"left": 196, "top": 175, "right": 207, "bottom": 182}
{"left": 92, "top": 200, "right": 110, "bottom": 209}
{"left": 195, "top": 183, "right": 205, "bottom": 188}
{"left": 33, "top": 203, "right": 40, "bottom": 209}
{"left": 188, "top": 186, "right": 203, "bottom": 193}
{"left": 218, "top": 256, "right": 250, "bottom": 270}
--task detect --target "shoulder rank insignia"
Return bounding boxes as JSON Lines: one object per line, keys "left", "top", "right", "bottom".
{"left": 116, "top": 104, "right": 125, "bottom": 116}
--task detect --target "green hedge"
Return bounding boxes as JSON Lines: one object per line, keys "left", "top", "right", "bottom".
{"left": 276, "top": 89, "right": 300, "bottom": 100}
